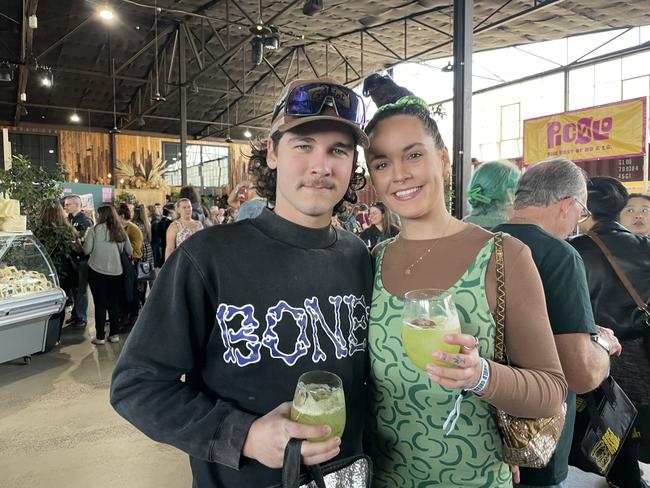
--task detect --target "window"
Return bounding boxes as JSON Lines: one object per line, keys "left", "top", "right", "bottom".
{"left": 162, "top": 142, "right": 229, "bottom": 188}
{"left": 499, "top": 102, "right": 521, "bottom": 159}
{"left": 4, "top": 133, "right": 58, "bottom": 173}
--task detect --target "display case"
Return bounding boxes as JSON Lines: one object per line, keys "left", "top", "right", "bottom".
{"left": 0, "top": 231, "right": 66, "bottom": 364}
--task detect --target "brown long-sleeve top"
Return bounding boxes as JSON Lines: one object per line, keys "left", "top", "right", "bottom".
{"left": 380, "top": 223, "right": 567, "bottom": 418}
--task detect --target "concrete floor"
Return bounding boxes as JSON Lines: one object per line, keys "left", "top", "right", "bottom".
{"left": 0, "top": 309, "right": 648, "bottom": 488}
{"left": 0, "top": 322, "right": 191, "bottom": 488}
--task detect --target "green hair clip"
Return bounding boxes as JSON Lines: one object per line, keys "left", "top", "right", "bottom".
{"left": 467, "top": 185, "right": 492, "bottom": 205}
{"left": 375, "top": 95, "right": 430, "bottom": 115}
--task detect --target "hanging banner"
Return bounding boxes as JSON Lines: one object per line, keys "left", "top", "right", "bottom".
{"left": 523, "top": 97, "right": 647, "bottom": 164}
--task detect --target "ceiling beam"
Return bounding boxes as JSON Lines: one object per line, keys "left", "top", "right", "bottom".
{"left": 185, "top": 0, "right": 303, "bottom": 87}
{"left": 406, "top": 0, "right": 566, "bottom": 62}
{"left": 14, "top": 0, "right": 39, "bottom": 124}
{"left": 186, "top": 24, "right": 245, "bottom": 95}
{"left": 301, "top": 46, "right": 319, "bottom": 78}
{"left": 35, "top": 16, "right": 92, "bottom": 62}
{"left": 194, "top": 46, "right": 298, "bottom": 139}
{"left": 115, "top": 24, "right": 176, "bottom": 75}
{"left": 0, "top": 100, "right": 268, "bottom": 130}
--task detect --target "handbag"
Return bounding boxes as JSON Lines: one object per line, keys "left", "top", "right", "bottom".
{"left": 569, "top": 376, "right": 637, "bottom": 476}
{"left": 587, "top": 232, "right": 650, "bottom": 328}
{"left": 492, "top": 232, "right": 567, "bottom": 468}
{"left": 271, "top": 438, "right": 372, "bottom": 488}
{"left": 136, "top": 260, "right": 155, "bottom": 281}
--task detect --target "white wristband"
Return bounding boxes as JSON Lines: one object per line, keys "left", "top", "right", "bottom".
{"left": 465, "top": 357, "right": 490, "bottom": 395}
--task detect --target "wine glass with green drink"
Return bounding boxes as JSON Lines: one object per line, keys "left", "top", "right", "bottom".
{"left": 402, "top": 289, "right": 462, "bottom": 370}
{"left": 290, "top": 371, "right": 346, "bottom": 442}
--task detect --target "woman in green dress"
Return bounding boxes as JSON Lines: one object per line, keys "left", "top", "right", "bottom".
{"left": 362, "top": 74, "right": 567, "bottom": 487}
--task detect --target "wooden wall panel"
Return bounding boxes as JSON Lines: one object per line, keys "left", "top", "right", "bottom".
{"left": 0, "top": 125, "right": 111, "bottom": 183}
{"left": 115, "top": 133, "right": 165, "bottom": 168}
{"left": 58, "top": 130, "right": 110, "bottom": 183}
{"left": 2, "top": 123, "right": 250, "bottom": 190}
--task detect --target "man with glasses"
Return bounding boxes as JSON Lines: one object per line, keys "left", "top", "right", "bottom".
{"left": 494, "top": 158, "right": 621, "bottom": 488}
{"left": 63, "top": 194, "right": 93, "bottom": 328}
{"left": 111, "top": 78, "right": 373, "bottom": 487}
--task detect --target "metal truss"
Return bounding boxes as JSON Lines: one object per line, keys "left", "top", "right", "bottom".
{"left": 194, "top": 0, "right": 566, "bottom": 139}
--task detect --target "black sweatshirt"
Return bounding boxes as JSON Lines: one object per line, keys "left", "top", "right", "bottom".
{"left": 110, "top": 209, "right": 373, "bottom": 487}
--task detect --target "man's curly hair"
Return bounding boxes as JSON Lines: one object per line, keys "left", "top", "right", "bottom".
{"left": 247, "top": 131, "right": 367, "bottom": 215}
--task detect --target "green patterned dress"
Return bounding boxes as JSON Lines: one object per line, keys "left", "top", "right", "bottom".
{"left": 367, "top": 237, "right": 512, "bottom": 488}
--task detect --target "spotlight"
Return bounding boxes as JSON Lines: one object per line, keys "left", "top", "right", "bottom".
{"left": 74, "top": 178, "right": 79, "bottom": 183}
{"left": 99, "top": 7, "right": 115, "bottom": 21}
{"left": 303, "top": 0, "right": 323, "bottom": 16}
{"left": 441, "top": 61, "right": 454, "bottom": 73}
{"left": 70, "top": 112, "right": 81, "bottom": 123}
{"left": 263, "top": 26, "right": 280, "bottom": 50}
{"left": 151, "top": 92, "right": 166, "bottom": 102}
{"left": 225, "top": 136, "right": 233, "bottom": 143}
{"left": 19, "top": 105, "right": 28, "bottom": 117}
{"left": 0, "top": 62, "right": 14, "bottom": 83}
{"left": 250, "top": 38, "right": 264, "bottom": 66}
{"left": 38, "top": 67, "right": 53, "bottom": 87}
{"left": 136, "top": 115, "right": 146, "bottom": 127}
{"left": 243, "top": 129, "right": 252, "bottom": 138}
{"left": 109, "top": 126, "right": 121, "bottom": 134}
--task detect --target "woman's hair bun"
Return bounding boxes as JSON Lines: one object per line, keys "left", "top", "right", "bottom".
{"left": 362, "top": 73, "right": 413, "bottom": 108}
{"left": 587, "top": 176, "right": 628, "bottom": 221}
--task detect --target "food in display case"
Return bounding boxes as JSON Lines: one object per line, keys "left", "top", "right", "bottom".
{"left": 0, "top": 265, "right": 53, "bottom": 298}
{"left": 0, "top": 231, "right": 66, "bottom": 364}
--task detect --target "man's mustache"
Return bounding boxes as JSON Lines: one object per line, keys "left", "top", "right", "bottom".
{"left": 299, "top": 178, "right": 336, "bottom": 190}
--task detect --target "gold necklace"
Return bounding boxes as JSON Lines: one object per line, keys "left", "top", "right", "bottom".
{"left": 400, "top": 215, "right": 454, "bottom": 276}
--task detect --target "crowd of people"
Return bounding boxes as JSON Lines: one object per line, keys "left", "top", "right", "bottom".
{"left": 32, "top": 74, "right": 649, "bottom": 488}
{"left": 38, "top": 182, "right": 271, "bottom": 347}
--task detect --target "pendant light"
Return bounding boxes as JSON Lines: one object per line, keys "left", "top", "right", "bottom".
{"left": 110, "top": 57, "right": 121, "bottom": 133}
{"left": 225, "top": 78, "right": 232, "bottom": 143}
{"left": 151, "top": 0, "right": 166, "bottom": 102}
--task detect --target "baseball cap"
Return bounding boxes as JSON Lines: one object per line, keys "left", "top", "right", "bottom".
{"left": 269, "top": 77, "right": 369, "bottom": 148}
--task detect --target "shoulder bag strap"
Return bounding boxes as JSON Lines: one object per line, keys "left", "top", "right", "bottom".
{"left": 493, "top": 232, "right": 506, "bottom": 364}
{"left": 587, "top": 232, "right": 649, "bottom": 315}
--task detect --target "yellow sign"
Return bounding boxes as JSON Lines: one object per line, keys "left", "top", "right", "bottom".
{"left": 523, "top": 98, "right": 647, "bottom": 164}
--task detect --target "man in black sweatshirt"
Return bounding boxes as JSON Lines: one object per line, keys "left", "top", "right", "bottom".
{"left": 110, "top": 77, "right": 373, "bottom": 487}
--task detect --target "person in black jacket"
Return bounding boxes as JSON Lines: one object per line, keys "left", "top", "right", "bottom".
{"left": 110, "top": 77, "right": 373, "bottom": 488}
{"left": 359, "top": 202, "right": 399, "bottom": 249}
{"left": 63, "top": 194, "right": 93, "bottom": 327}
{"left": 569, "top": 176, "right": 650, "bottom": 488}
{"left": 152, "top": 203, "right": 175, "bottom": 268}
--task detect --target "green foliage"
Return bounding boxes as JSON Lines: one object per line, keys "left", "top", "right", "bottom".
{"left": 0, "top": 154, "right": 63, "bottom": 230}
{"left": 32, "top": 222, "right": 77, "bottom": 269}
{"left": 114, "top": 192, "right": 138, "bottom": 205}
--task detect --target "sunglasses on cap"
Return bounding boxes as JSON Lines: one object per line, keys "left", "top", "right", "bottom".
{"left": 272, "top": 82, "right": 366, "bottom": 126}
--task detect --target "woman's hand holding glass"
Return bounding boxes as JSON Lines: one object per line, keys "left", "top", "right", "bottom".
{"left": 425, "top": 333, "right": 484, "bottom": 391}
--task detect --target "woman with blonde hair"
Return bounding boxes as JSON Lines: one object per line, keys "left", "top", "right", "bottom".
{"left": 165, "top": 198, "right": 203, "bottom": 260}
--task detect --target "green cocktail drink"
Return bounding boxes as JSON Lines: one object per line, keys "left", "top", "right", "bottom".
{"left": 290, "top": 371, "right": 346, "bottom": 442}
{"left": 402, "top": 316, "right": 461, "bottom": 369}
{"left": 401, "top": 289, "right": 463, "bottom": 370}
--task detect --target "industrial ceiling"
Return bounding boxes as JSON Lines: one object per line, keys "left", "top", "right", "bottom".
{"left": 1, "top": 0, "right": 649, "bottom": 141}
